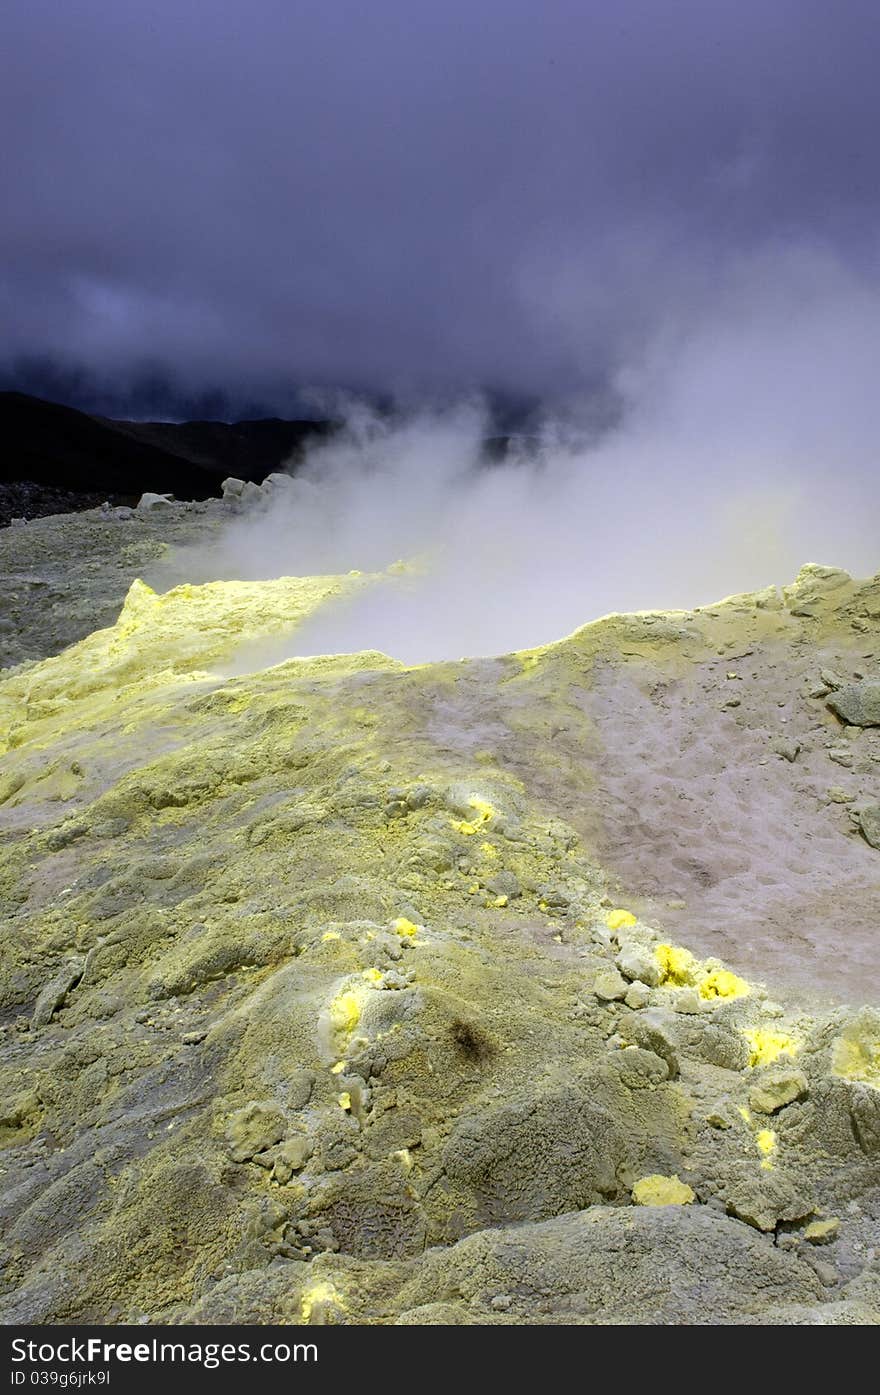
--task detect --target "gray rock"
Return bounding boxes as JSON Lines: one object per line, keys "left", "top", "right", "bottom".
{"left": 828, "top": 681, "right": 880, "bottom": 727}
{"left": 858, "top": 805, "right": 880, "bottom": 849}
{"left": 262, "top": 472, "right": 294, "bottom": 493}
{"left": 286, "top": 1070, "right": 315, "bottom": 1110}
{"left": 221, "top": 477, "right": 246, "bottom": 498}
{"left": 624, "top": 981, "right": 652, "bottom": 1010}
{"left": 616, "top": 943, "right": 661, "bottom": 987}
{"left": 623, "top": 1009, "right": 680, "bottom": 1077}
{"left": 136, "top": 492, "right": 174, "bottom": 512}
{"left": 809, "top": 1259, "right": 840, "bottom": 1287}
{"left": 773, "top": 738, "right": 801, "bottom": 763}
{"left": 613, "top": 1045, "right": 669, "bottom": 1088}
{"left": 828, "top": 748, "right": 854, "bottom": 768}
{"left": 393, "top": 1207, "right": 823, "bottom": 1324}
{"left": 749, "top": 1068, "right": 809, "bottom": 1114}
{"left": 593, "top": 968, "right": 628, "bottom": 1002}
{"left": 820, "top": 668, "right": 845, "bottom": 690}
{"left": 32, "top": 959, "right": 85, "bottom": 1027}
{"left": 486, "top": 870, "right": 522, "bottom": 900}
{"left": 724, "top": 1172, "right": 815, "bottom": 1233}
{"left": 827, "top": 787, "right": 855, "bottom": 804}
{"left": 671, "top": 988, "right": 703, "bottom": 1014}
{"left": 691, "top": 1024, "right": 750, "bottom": 1072}
{"left": 443, "top": 1089, "right": 625, "bottom": 1222}
{"left": 225, "top": 1102, "right": 287, "bottom": 1163}
{"left": 271, "top": 1136, "right": 312, "bottom": 1183}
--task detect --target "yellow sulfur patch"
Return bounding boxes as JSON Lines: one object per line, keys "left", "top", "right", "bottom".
{"left": 362, "top": 967, "right": 383, "bottom": 983}
{"left": 832, "top": 1032, "right": 880, "bottom": 1088}
{"left": 744, "top": 1028, "right": 798, "bottom": 1068}
{"left": 804, "top": 1217, "right": 840, "bottom": 1243}
{"left": 493, "top": 895, "right": 508, "bottom": 908}
{"left": 632, "top": 1174, "right": 695, "bottom": 1206}
{"left": 738, "top": 1106, "right": 752, "bottom": 1124}
{"left": 699, "top": 969, "right": 750, "bottom": 1000}
{"left": 394, "top": 917, "right": 420, "bottom": 938}
{"left": 455, "top": 796, "right": 496, "bottom": 835}
{"left": 329, "top": 992, "right": 361, "bottom": 1035}
{"left": 655, "top": 943, "right": 698, "bottom": 986}
{"left": 300, "top": 1281, "right": 342, "bottom": 1323}
{"left": 321, "top": 931, "right": 341, "bottom": 942}
{"left": 606, "top": 909, "right": 637, "bottom": 931}
{"left": 337, "top": 1092, "right": 352, "bottom": 1110}
{"left": 479, "top": 842, "right": 498, "bottom": 859}
{"left": 756, "top": 1128, "right": 777, "bottom": 1168}
{"left": 330, "top": 1060, "right": 346, "bottom": 1074}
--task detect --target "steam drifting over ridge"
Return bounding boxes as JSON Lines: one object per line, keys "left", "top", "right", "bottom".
{"left": 189, "top": 250, "right": 880, "bottom": 666}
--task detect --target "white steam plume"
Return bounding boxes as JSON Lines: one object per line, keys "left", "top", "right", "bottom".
{"left": 183, "top": 248, "right": 880, "bottom": 666}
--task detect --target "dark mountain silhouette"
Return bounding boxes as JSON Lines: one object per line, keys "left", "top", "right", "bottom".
{"left": 0, "top": 391, "right": 541, "bottom": 526}
{"left": 0, "top": 391, "right": 331, "bottom": 511}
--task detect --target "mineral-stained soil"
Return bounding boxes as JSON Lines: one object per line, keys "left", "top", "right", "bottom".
{"left": 0, "top": 512, "right": 878, "bottom": 1325}
{"left": 0, "top": 502, "right": 227, "bottom": 667}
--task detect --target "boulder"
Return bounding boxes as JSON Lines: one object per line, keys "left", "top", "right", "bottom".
{"left": 32, "top": 959, "right": 85, "bottom": 1027}
{"left": 827, "top": 681, "right": 880, "bottom": 727}
{"left": 616, "top": 943, "right": 662, "bottom": 987}
{"left": 136, "top": 492, "right": 174, "bottom": 512}
{"left": 262, "top": 472, "right": 295, "bottom": 493}
{"left": 749, "top": 1068, "right": 809, "bottom": 1114}
{"left": 225, "top": 1101, "right": 287, "bottom": 1163}
{"left": 858, "top": 805, "right": 880, "bottom": 850}
{"left": 593, "top": 968, "right": 628, "bottom": 1002}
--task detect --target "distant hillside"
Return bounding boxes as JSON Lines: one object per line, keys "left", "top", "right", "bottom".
{"left": 0, "top": 391, "right": 332, "bottom": 510}
{"left": 0, "top": 391, "right": 539, "bottom": 526}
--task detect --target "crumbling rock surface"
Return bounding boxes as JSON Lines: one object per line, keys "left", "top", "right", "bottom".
{"left": 0, "top": 544, "right": 879, "bottom": 1325}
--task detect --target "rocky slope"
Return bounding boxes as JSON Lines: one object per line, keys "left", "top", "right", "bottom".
{"left": 0, "top": 528, "right": 878, "bottom": 1324}
{"left": 0, "top": 392, "right": 330, "bottom": 524}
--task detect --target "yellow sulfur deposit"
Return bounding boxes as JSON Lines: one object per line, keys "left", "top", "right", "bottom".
{"left": 329, "top": 991, "right": 361, "bottom": 1035}
{"left": 744, "top": 1028, "right": 798, "bottom": 1068}
{"left": 455, "top": 796, "right": 496, "bottom": 835}
{"left": 300, "top": 1282, "right": 342, "bottom": 1324}
{"left": 804, "top": 1218, "right": 840, "bottom": 1243}
{"left": 832, "top": 1026, "right": 880, "bottom": 1088}
{"left": 756, "top": 1129, "right": 777, "bottom": 1169}
{"left": 4, "top": 540, "right": 880, "bottom": 1327}
{"left": 394, "top": 917, "right": 420, "bottom": 938}
{"left": 632, "top": 1174, "right": 695, "bottom": 1206}
{"left": 655, "top": 943, "right": 698, "bottom": 986}
{"left": 606, "top": 908, "right": 637, "bottom": 930}
{"left": 699, "top": 969, "right": 750, "bottom": 1000}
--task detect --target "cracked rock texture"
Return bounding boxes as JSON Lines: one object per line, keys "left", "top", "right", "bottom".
{"left": 1, "top": 518, "right": 879, "bottom": 1325}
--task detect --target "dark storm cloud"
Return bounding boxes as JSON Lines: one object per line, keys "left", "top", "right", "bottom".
{"left": 3, "top": 0, "right": 880, "bottom": 412}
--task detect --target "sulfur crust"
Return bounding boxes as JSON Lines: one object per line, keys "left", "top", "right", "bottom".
{"left": 0, "top": 562, "right": 879, "bottom": 1325}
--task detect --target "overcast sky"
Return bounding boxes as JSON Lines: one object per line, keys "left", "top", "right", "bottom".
{"left": 3, "top": 1, "right": 880, "bottom": 417}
